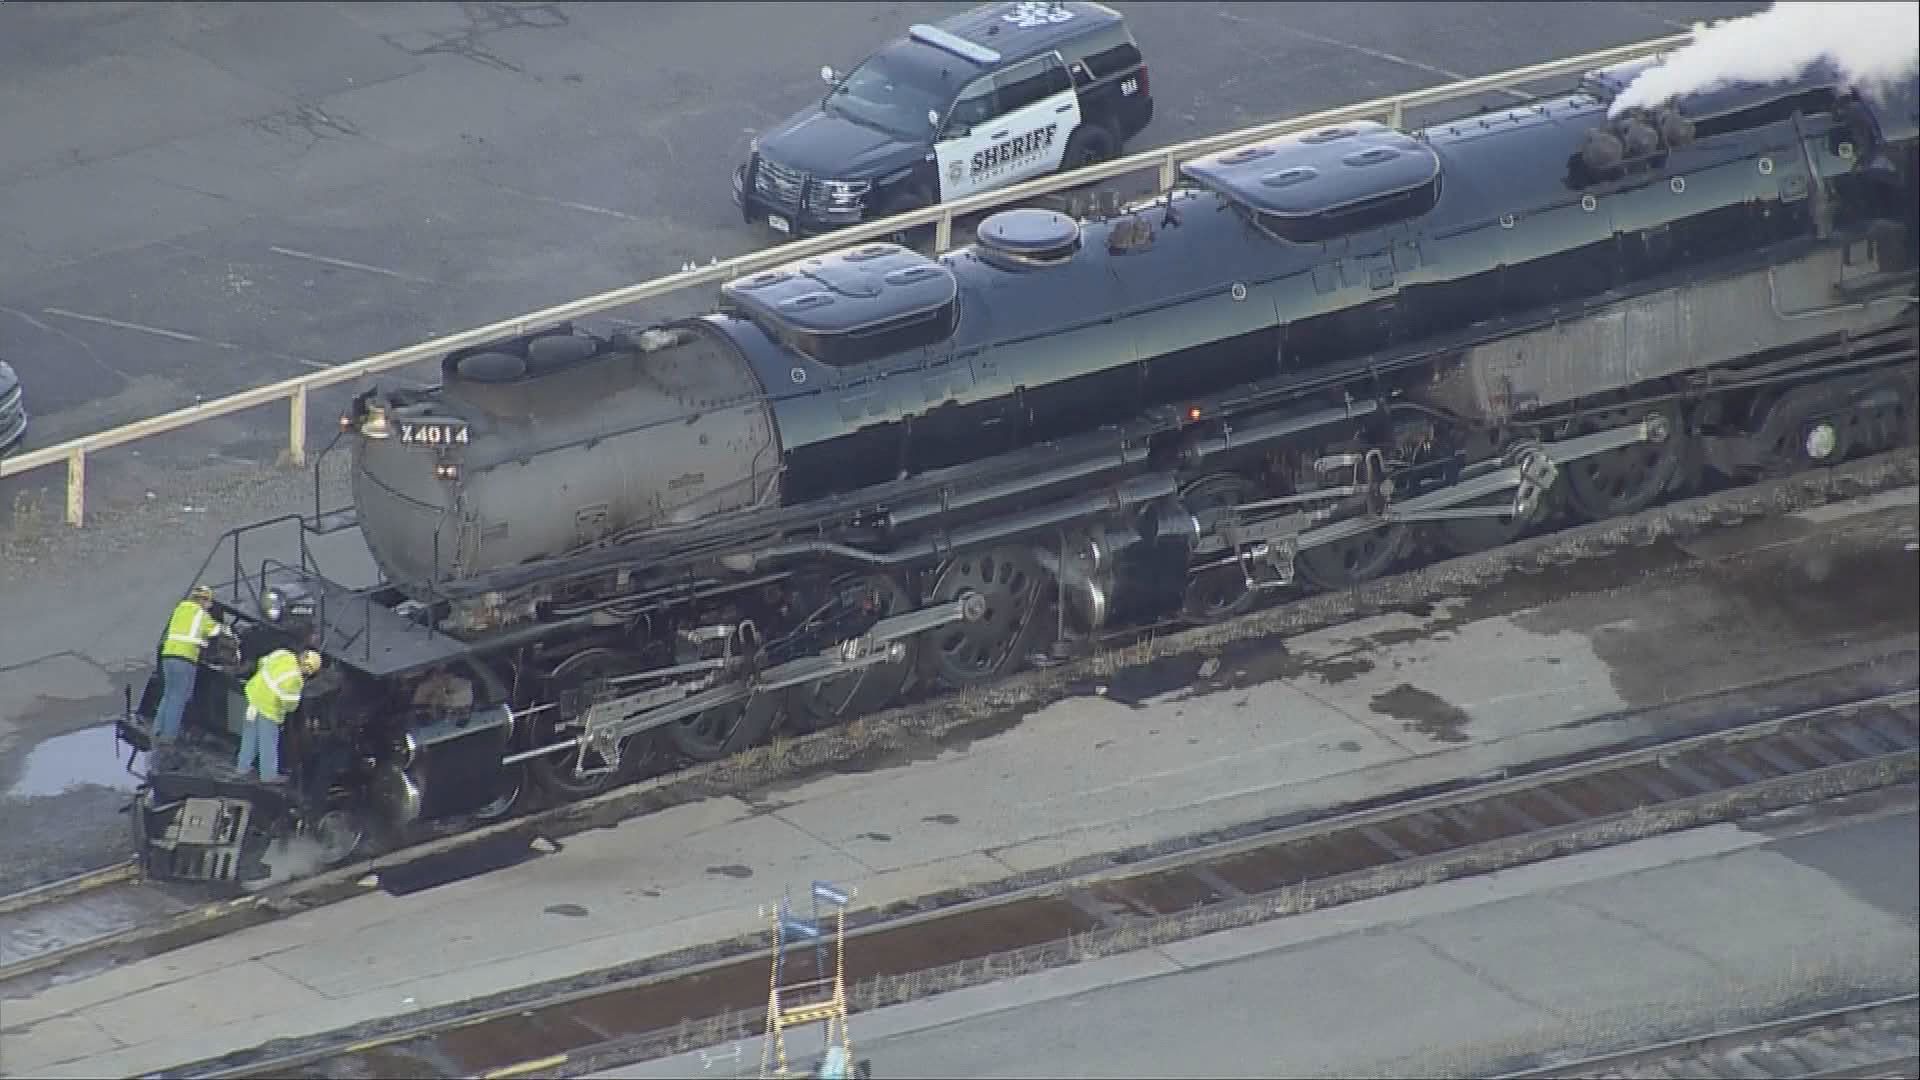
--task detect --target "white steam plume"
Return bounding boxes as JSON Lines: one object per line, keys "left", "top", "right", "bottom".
{"left": 244, "top": 833, "right": 332, "bottom": 892}
{"left": 1609, "top": 2, "right": 1920, "bottom": 117}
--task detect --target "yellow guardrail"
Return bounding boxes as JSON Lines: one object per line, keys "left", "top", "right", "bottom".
{"left": 0, "top": 32, "right": 1688, "bottom": 526}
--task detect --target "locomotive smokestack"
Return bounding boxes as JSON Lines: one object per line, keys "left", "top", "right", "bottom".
{"left": 1610, "top": 2, "right": 1919, "bottom": 117}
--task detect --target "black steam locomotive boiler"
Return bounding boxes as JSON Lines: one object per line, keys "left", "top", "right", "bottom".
{"left": 119, "top": 53, "right": 1919, "bottom": 886}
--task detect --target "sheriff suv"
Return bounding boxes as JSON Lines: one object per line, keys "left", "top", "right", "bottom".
{"left": 733, "top": 1, "right": 1153, "bottom": 240}
{"left": 0, "top": 357, "right": 26, "bottom": 458}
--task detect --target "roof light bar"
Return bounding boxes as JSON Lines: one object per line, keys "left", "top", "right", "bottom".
{"left": 909, "top": 23, "right": 1001, "bottom": 66}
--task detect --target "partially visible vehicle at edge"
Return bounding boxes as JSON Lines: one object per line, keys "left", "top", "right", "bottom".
{"left": 0, "top": 358, "right": 26, "bottom": 457}
{"left": 734, "top": 0, "right": 1153, "bottom": 240}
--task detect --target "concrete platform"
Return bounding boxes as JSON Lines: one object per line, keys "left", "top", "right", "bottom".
{"left": 1, "top": 493, "right": 1913, "bottom": 1078}
{"left": 597, "top": 797, "right": 1920, "bottom": 1080}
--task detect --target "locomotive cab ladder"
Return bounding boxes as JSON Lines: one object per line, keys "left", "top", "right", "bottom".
{"left": 760, "top": 880, "right": 871, "bottom": 1080}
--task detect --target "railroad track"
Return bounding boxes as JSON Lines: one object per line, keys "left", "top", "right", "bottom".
{"left": 1497, "top": 993, "right": 1920, "bottom": 1080}
{"left": 6, "top": 450, "right": 1914, "bottom": 1002}
{"left": 0, "top": 859, "right": 196, "bottom": 983}
{"left": 166, "top": 689, "right": 1919, "bottom": 1080}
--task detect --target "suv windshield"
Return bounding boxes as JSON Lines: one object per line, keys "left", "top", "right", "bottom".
{"left": 824, "top": 42, "right": 972, "bottom": 140}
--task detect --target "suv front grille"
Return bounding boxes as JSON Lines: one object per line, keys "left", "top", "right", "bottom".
{"left": 754, "top": 157, "right": 808, "bottom": 212}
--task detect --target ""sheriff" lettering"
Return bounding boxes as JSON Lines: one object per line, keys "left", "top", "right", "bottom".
{"left": 970, "top": 123, "right": 1059, "bottom": 178}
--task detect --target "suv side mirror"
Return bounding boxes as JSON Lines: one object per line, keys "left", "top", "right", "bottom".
{"left": 821, "top": 65, "right": 836, "bottom": 86}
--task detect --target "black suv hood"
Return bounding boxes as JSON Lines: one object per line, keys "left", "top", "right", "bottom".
{"left": 755, "top": 104, "right": 924, "bottom": 180}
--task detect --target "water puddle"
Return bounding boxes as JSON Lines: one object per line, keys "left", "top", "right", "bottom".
{"left": 6, "top": 723, "right": 139, "bottom": 799}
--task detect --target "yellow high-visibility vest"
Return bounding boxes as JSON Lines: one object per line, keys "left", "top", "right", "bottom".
{"left": 244, "top": 649, "right": 306, "bottom": 725}
{"left": 161, "top": 601, "right": 220, "bottom": 662}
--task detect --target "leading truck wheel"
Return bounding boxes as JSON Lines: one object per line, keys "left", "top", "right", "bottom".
{"left": 462, "top": 660, "right": 527, "bottom": 821}
{"left": 470, "top": 765, "right": 525, "bottom": 822}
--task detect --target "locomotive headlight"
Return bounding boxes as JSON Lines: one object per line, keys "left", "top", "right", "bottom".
{"left": 821, "top": 179, "right": 870, "bottom": 207}
{"left": 434, "top": 462, "right": 461, "bottom": 481}
{"left": 358, "top": 403, "right": 393, "bottom": 440}
{"left": 260, "top": 583, "right": 316, "bottom": 624}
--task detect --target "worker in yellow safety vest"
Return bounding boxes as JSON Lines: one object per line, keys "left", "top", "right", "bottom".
{"left": 153, "top": 586, "right": 231, "bottom": 743}
{"left": 237, "top": 648, "right": 322, "bottom": 783}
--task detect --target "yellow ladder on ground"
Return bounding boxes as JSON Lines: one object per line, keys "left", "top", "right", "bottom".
{"left": 760, "top": 880, "right": 860, "bottom": 1079}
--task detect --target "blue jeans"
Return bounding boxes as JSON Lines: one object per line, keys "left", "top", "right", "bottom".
{"left": 236, "top": 706, "right": 283, "bottom": 781}
{"left": 154, "top": 657, "right": 197, "bottom": 743}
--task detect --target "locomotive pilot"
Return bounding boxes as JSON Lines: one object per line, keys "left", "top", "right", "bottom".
{"left": 153, "top": 585, "right": 232, "bottom": 744}
{"left": 237, "top": 648, "right": 322, "bottom": 783}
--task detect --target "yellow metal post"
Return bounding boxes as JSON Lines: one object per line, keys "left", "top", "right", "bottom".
{"left": 288, "top": 383, "right": 308, "bottom": 468}
{"left": 66, "top": 448, "right": 85, "bottom": 526}
{"left": 762, "top": 903, "right": 785, "bottom": 1079}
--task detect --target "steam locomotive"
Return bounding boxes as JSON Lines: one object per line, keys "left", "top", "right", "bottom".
{"left": 118, "top": 52, "right": 1919, "bottom": 886}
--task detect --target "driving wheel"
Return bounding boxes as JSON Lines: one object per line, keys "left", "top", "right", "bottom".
{"left": 529, "top": 648, "right": 652, "bottom": 800}
{"left": 921, "top": 545, "right": 1047, "bottom": 688}
{"left": 1564, "top": 402, "right": 1686, "bottom": 521}
{"left": 786, "top": 572, "right": 919, "bottom": 734}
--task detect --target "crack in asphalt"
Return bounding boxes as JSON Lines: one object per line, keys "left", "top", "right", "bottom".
{"left": 0, "top": 304, "right": 142, "bottom": 387}
{"left": 245, "top": 101, "right": 365, "bottom": 155}
{"left": 0, "top": 649, "right": 120, "bottom": 680}
{"left": 382, "top": 1, "right": 570, "bottom": 76}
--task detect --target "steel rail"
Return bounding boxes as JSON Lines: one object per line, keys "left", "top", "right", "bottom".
{"left": 1493, "top": 993, "right": 1920, "bottom": 1080}
{"left": 0, "top": 858, "right": 136, "bottom": 917}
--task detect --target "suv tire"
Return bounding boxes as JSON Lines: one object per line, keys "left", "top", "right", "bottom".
{"left": 880, "top": 190, "right": 937, "bottom": 251}
{"left": 1062, "top": 122, "right": 1118, "bottom": 173}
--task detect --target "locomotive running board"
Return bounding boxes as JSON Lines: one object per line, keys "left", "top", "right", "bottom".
{"left": 503, "top": 593, "right": 988, "bottom": 771}
{"left": 1216, "top": 414, "right": 1666, "bottom": 581}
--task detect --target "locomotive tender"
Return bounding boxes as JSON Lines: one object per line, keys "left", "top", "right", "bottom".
{"left": 119, "top": 53, "right": 1919, "bottom": 885}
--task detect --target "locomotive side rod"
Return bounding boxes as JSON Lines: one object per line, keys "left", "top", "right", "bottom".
{"left": 1216, "top": 414, "right": 1666, "bottom": 578}
{"left": 501, "top": 594, "right": 989, "bottom": 767}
